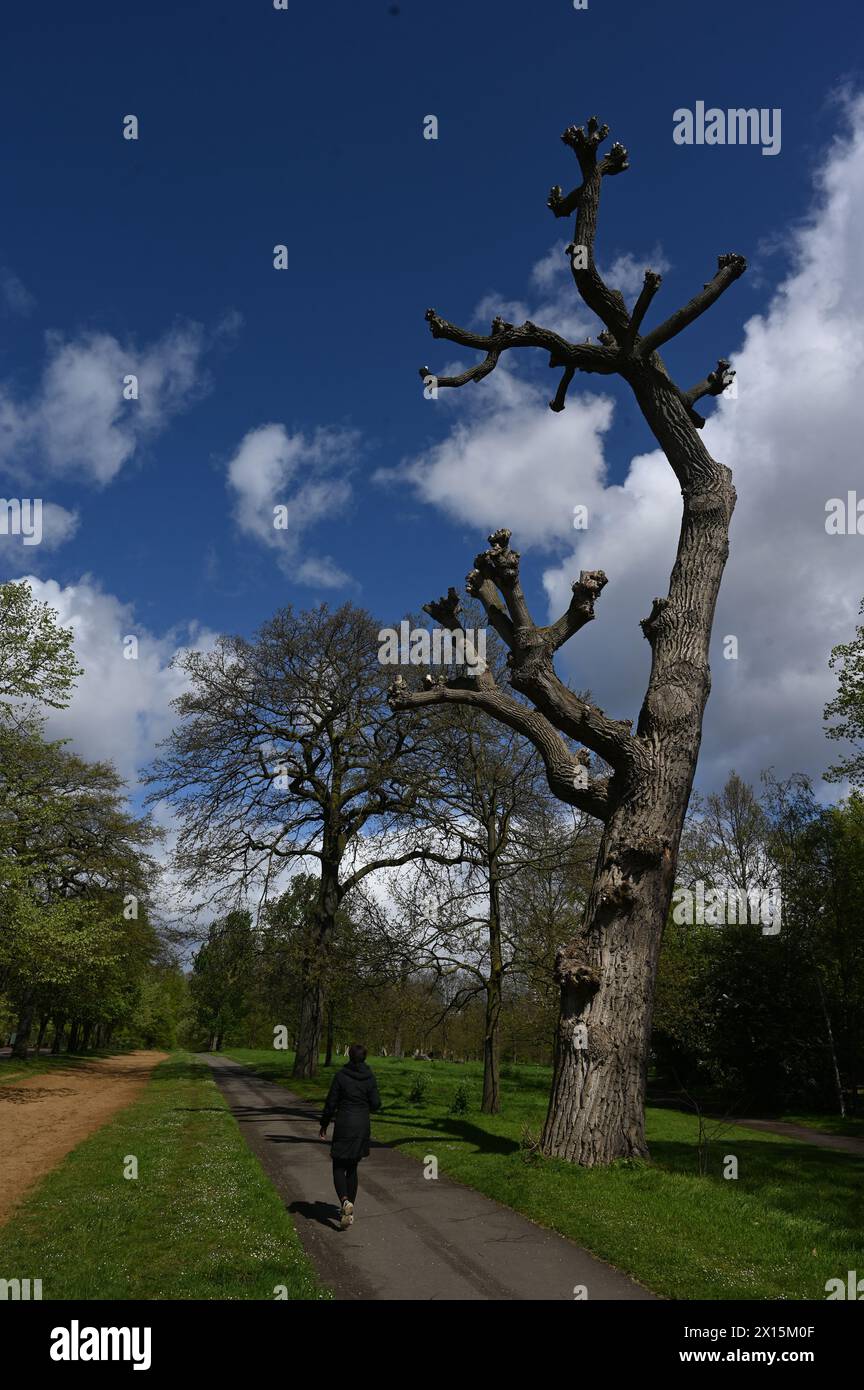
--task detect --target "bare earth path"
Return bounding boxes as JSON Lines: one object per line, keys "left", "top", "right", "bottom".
{"left": 0, "top": 1050, "right": 168, "bottom": 1224}
{"left": 204, "top": 1054, "right": 656, "bottom": 1302}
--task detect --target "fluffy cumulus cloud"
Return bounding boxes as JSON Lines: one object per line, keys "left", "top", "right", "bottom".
{"left": 0, "top": 320, "right": 215, "bottom": 487}
{"left": 380, "top": 366, "right": 615, "bottom": 546}
{"left": 19, "top": 575, "right": 216, "bottom": 787}
{"left": 227, "top": 423, "right": 357, "bottom": 587}
{"left": 384, "top": 93, "right": 864, "bottom": 792}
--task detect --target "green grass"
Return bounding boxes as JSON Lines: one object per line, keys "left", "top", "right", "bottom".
{"left": 780, "top": 1113, "right": 864, "bottom": 1140}
{"left": 225, "top": 1049, "right": 864, "bottom": 1301}
{"left": 0, "top": 1052, "right": 328, "bottom": 1300}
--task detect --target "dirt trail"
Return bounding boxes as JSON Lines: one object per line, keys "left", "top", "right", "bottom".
{"left": 0, "top": 1050, "right": 167, "bottom": 1224}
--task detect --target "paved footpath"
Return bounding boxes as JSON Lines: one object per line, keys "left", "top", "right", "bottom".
{"left": 202, "top": 1054, "right": 656, "bottom": 1302}
{"left": 730, "top": 1117, "right": 864, "bottom": 1156}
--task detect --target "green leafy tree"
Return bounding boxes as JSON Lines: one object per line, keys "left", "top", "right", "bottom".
{"left": 189, "top": 910, "right": 256, "bottom": 1051}
{"left": 0, "top": 723, "right": 161, "bottom": 1057}
{"left": 0, "top": 581, "right": 81, "bottom": 725}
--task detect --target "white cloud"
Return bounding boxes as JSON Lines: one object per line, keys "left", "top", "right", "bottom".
{"left": 18, "top": 575, "right": 216, "bottom": 787}
{"left": 383, "top": 92, "right": 864, "bottom": 792}
{"left": 0, "top": 321, "right": 213, "bottom": 486}
{"left": 380, "top": 366, "right": 615, "bottom": 547}
{"left": 227, "top": 423, "right": 357, "bottom": 587}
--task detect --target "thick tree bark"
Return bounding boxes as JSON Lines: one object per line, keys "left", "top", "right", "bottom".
{"left": 541, "top": 382, "right": 735, "bottom": 1163}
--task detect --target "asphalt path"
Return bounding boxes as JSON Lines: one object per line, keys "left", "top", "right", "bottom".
{"left": 203, "top": 1053, "right": 657, "bottom": 1302}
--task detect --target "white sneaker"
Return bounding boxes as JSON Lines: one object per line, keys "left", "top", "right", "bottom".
{"left": 339, "top": 1200, "right": 354, "bottom": 1229}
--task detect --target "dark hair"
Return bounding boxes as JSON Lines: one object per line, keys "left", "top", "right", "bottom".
{"left": 348, "top": 1043, "right": 367, "bottom": 1065}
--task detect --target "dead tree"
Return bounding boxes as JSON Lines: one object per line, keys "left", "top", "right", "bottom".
{"left": 389, "top": 116, "right": 745, "bottom": 1165}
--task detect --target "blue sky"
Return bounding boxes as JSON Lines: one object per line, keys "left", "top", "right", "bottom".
{"left": 2, "top": 0, "right": 864, "bottom": 799}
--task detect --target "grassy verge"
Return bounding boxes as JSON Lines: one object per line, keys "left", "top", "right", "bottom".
{"left": 225, "top": 1049, "right": 864, "bottom": 1301}
{"left": 0, "top": 1052, "right": 328, "bottom": 1300}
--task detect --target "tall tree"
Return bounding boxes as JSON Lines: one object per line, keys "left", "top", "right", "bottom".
{"left": 407, "top": 704, "right": 572, "bottom": 1112}
{"left": 150, "top": 602, "right": 454, "bottom": 1077}
{"left": 190, "top": 911, "right": 256, "bottom": 1052}
{"left": 390, "top": 116, "right": 747, "bottom": 1164}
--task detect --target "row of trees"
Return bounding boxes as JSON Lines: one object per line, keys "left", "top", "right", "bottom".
{"left": 0, "top": 582, "right": 171, "bottom": 1059}
{"left": 183, "top": 758, "right": 864, "bottom": 1119}
{"left": 168, "top": 591, "right": 864, "bottom": 1128}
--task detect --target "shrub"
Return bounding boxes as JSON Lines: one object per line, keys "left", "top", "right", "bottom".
{"left": 408, "top": 1072, "right": 430, "bottom": 1105}
{"left": 449, "top": 1080, "right": 471, "bottom": 1115}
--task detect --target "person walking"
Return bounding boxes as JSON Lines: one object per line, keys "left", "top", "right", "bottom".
{"left": 319, "top": 1043, "right": 381, "bottom": 1229}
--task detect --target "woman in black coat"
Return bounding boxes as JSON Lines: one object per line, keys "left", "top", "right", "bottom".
{"left": 319, "top": 1043, "right": 381, "bottom": 1228}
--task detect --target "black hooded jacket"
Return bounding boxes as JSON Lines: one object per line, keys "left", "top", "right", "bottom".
{"left": 321, "top": 1061, "right": 381, "bottom": 1162}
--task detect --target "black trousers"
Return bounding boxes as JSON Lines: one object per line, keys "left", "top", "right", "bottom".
{"left": 332, "top": 1158, "right": 359, "bottom": 1204}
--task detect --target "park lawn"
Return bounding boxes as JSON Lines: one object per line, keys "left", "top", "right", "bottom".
{"left": 0, "top": 1052, "right": 328, "bottom": 1300}
{"left": 226, "top": 1049, "right": 864, "bottom": 1302}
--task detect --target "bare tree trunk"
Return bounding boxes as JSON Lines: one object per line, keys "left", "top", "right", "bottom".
{"left": 68, "top": 1019, "right": 80, "bottom": 1053}
{"left": 482, "top": 815, "right": 504, "bottom": 1114}
{"left": 293, "top": 855, "right": 340, "bottom": 1079}
{"left": 12, "top": 998, "right": 35, "bottom": 1060}
{"left": 482, "top": 978, "right": 502, "bottom": 1114}
{"left": 542, "top": 384, "right": 733, "bottom": 1161}
{"left": 541, "top": 808, "right": 676, "bottom": 1162}
{"left": 81, "top": 1022, "right": 93, "bottom": 1051}
{"left": 324, "top": 1004, "right": 335, "bottom": 1067}
{"left": 51, "top": 1017, "right": 66, "bottom": 1054}
{"left": 816, "top": 976, "right": 846, "bottom": 1119}
{"left": 36, "top": 1016, "right": 49, "bottom": 1050}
